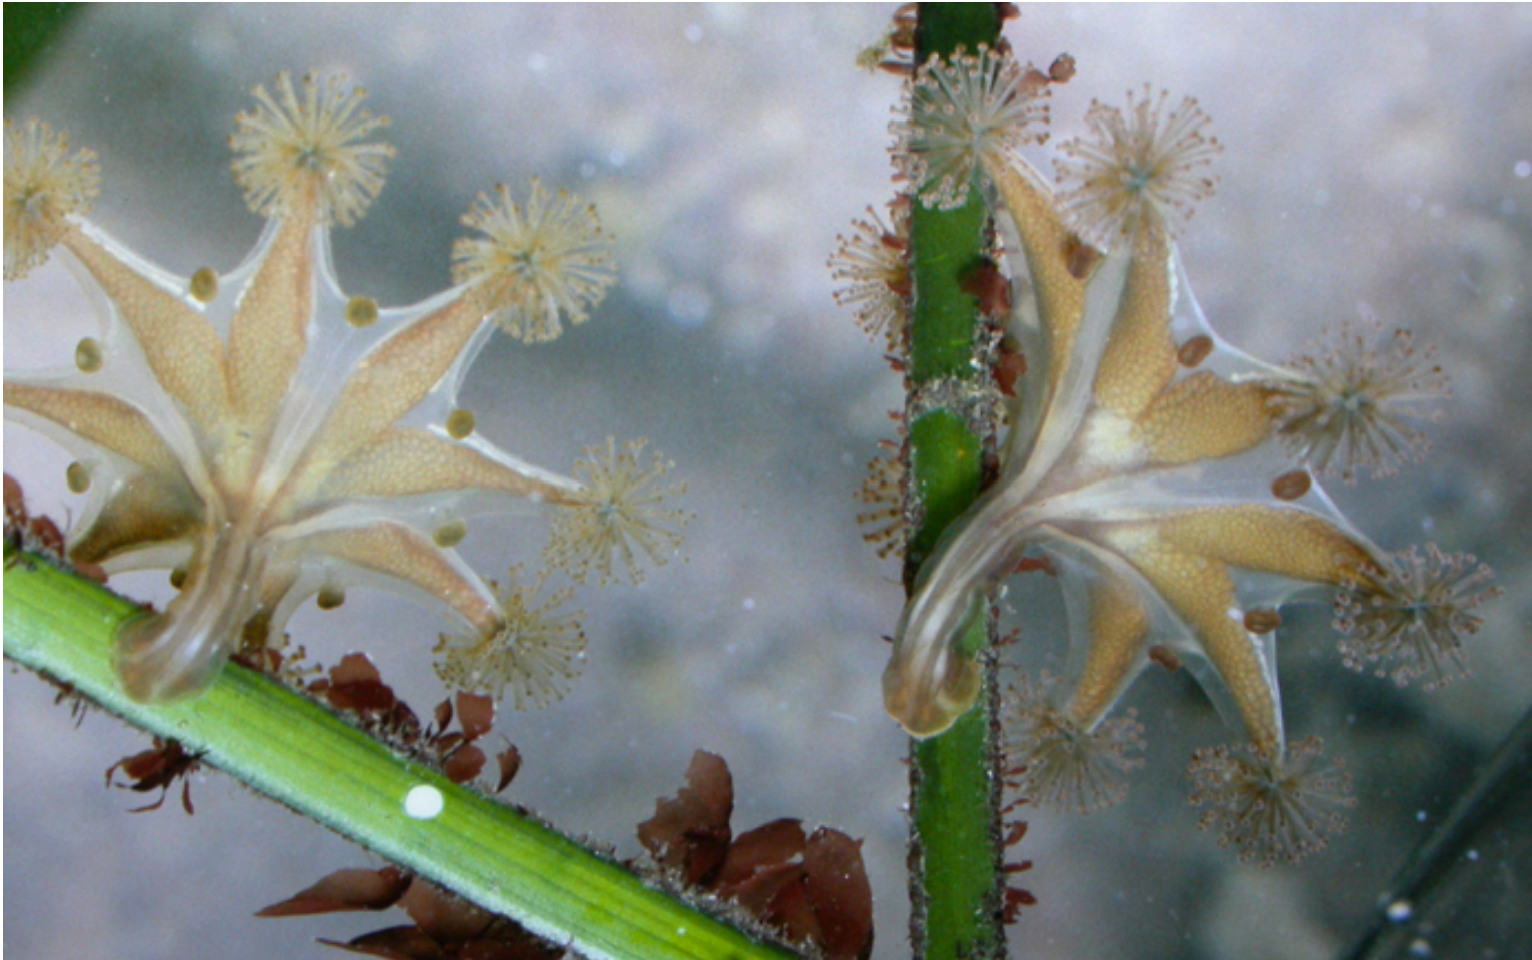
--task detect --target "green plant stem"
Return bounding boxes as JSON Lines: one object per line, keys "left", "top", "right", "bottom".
{"left": 3, "top": 546, "right": 799, "bottom": 960}
{"left": 904, "top": 6, "right": 1008, "bottom": 960}
{"left": 1337, "top": 703, "right": 1532, "bottom": 960}
{"left": 3, "top": 2, "right": 83, "bottom": 92}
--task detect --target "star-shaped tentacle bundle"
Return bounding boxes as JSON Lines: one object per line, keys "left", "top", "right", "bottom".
{"left": 5, "top": 73, "right": 686, "bottom": 707}
{"left": 873, "top": 49, "right": 1497, "bottom": 862}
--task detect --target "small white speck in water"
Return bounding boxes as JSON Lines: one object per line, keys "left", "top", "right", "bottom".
{"left": 405, "top": 785, "right": 445, "bottom": 820}
{"left": 1386, "top": 899, "right": 1413, "bottom": 923}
